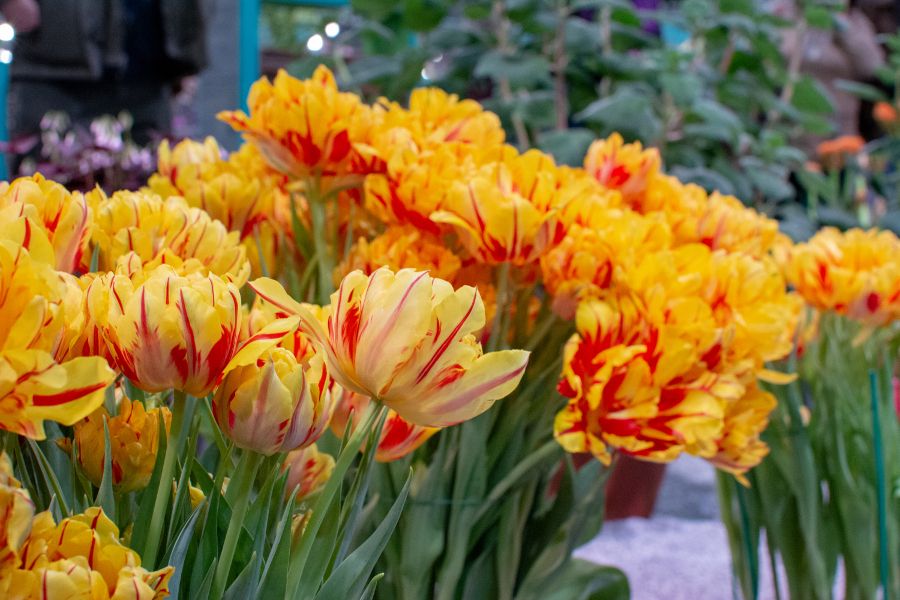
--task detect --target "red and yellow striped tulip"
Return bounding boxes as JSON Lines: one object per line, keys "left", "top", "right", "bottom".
{"left": 90, "top": 265, "right": 296, "bottom": 396}
{"left": 250, "top": 267, "right": 530, "bottom": 427}
{"left": 583, "top": 133, "right": 660, "bottom": 205}
{"left": 282, "top": 444, "right": 335, "bottom": 502}
{"left": 212, "top": 349, "right": 336, "bottom": 455}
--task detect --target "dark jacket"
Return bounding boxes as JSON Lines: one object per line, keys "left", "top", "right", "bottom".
{"left": 9, "top": 0, "right": 209, "bottom": 82}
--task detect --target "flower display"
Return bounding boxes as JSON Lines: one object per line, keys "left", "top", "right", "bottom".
{"left": 67, "top": 397, "right": 172, "bottom": 493}
{"left": 213, "top": 349, "right": 335, "bottom": 455}
{"left": 89, "top": 265, "right": 296, "bottom": 396}
{"left": 583, "top": 132, "right": 660, "bottom": 204}
{"left": 337, "top": 225, "right": 462, "bottom": 284}
{"left": 250, "top": 268, "right": 529, "bottom": 427}
{"left": 783, "top": 227, "right": 900, "bottom": 326}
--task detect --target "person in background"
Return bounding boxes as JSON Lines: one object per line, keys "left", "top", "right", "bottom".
{"left": 1, "top": 0, "right": 210, "bottom": 168}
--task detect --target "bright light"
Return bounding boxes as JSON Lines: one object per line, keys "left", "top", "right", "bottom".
{"left": 0, "top": 49, "right": 12, "bottom": 64}
{"left": 324, "top": 22, "right": 340, "bottom": 38}
{"left": 420, "top": 68, "right": 429, "bottom": 81}
{"left": 306, "top": 34, "right": 324, "bottom": 53}
{"left": 0, "top": 23, "right": 14, "bottom": 43}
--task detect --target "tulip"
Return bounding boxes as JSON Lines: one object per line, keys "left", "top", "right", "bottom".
{"left": 250, "top": 267, "right": 530, "bottom": 427}
{"left": 583, "top": 132, "right": 660, "bottom": 205}
{"left": 69, "top": 398, "right": 171, "bottom": 493}
{"left": 91, "top": 265, "right": 297, "bottom": 396}
{"left": 330, "top": 388, "right": 439, "bottom": 462}
{"left": 212, "top": 349, "right": 335, "bottom": 455}
{"left": 0, "top": 174, "right": 91, "bottom": 273}
{"left": 0, "top": 452, "right": 34, "bottom": 574}
{"left": 282, "top": 444, "right": 335, "bottom": 502}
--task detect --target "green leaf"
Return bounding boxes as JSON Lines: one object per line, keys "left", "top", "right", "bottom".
{"left": 255, "top": 494, "right": 295, "bottom": 598}
{"left": 358, "top": 573, "right": 384, "bottom": 600}
{"left": 834, "top": 79, "right": 888, "bottom": 103}
{"left": 791, "top": 76, "right": 835, "bottom": 115}
{"left": 536, "top": 129, "right": 596, "bottom": 166}
{"left": 401, "top": 0, "right": 446, "bottom": 32}
{"left": 129, "top": 410, "right": 169, "bottom": 557}
{"left": 540, "top": 559, "right": 629, "bottom": 600}
{"left": 164, "top": 503, "right": 205, "bottom": 600}
{"left": 222, "top": 551, "right": 260, "bottom": 600}
{"left": 474, "top": 50, "right": 553, "bottom": 89}
{"left": 316, "top": 471, "right": 412, "bottom": 600}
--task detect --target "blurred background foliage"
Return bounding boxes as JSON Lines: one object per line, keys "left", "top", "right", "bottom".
{"left": 259, "top": 0, "right": 900, "bottom": 238}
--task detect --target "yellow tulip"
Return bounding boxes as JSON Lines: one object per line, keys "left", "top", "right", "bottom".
{"left": 0, "top": 452, "right": 34, "bottom": 577}
{"left": 212, "top": 349, "right": 336, "bottom": 455}
{"left": 583, "top": 132, "right": 660, "bottom": 204}
{"left": 784, "top": 227, "right": 900, "bottom": 327}
{"left": 706, "top": 384, "right": 777, "bottom": 481}
{"left": 90, "top": 265, "right": 297, "bottom": 396}
{"left": 0, "top": 174, "right": 91, "bottom": 273}
{"left": 251, "top": 267, "right": 529, "bottom": 427}
{"left": 218, "top": 66, "right": 370, "bottom": 185}
{"left": 431, "top": 149, "right": 567, "bottom": 265}
{"left": 282, "top": 444, "right": 335, "bottom": 502}
{"left": 0, "top": 235, "right": 114, "bottom": 439}
{"left": 70, "top": 398, "right": 171, "bottom": 493}
{"left": 89, "top": 190, "right": 250, "bottom": 286}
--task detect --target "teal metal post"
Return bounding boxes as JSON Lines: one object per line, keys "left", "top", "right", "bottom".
{"left": 0, "top": 60, "right": 8, "bottom": 180}
{"left": 239, "top": 0, "right": 261, "bottom": 110}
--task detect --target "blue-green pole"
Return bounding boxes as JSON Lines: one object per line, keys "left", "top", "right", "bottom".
{"left": 869, "top": 370, "right": 891, "bottom": 600}
{"left": 239, "top": 0, "right": 261, "bottom": 110}
{"left": 0, "top": 60, "right": 8, "bottom": 180}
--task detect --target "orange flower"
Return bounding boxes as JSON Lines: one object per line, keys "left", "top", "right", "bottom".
{"left": 583, "top": 133, "right": 660, "bottom": 204}
{"left": 874, "top": 101, "right": 898, "bottom": 125}
{"left": 431, "top": 149, "right": 567, "bottom": 265}
{"left": 783, "top": 227, "right": 900, "bottom": 327}
{"left": 329, "top": 388, "right": 439, "bottom": 462}
{"left": 218, "top": 66, "right": 370, "bottom": 184}
{"left": 816, "top": 135, "right": 865, "bottom": 170}
{"left": 250, "top": 268, "right": 529, "bottom": 427}
{"left": 706, "top": 384, "right": 777, "bottom": 481}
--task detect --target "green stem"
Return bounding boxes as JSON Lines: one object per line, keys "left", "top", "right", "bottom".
{"left": 869, "top": 370, "right": 891, "bottom": 600}
{"left": 488, "top": 262, "right": 511, "bottom": 353}
{"left": 308, "top": 188, "right": 335, "bottom": 305}
{"left": 213, "top": 449, "right": 264, "bottom": 597}
{"left": 142, "top": 392, "right": 188, "bottom": 567}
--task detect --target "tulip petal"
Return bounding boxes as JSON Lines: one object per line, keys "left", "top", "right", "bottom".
{"left": 226, "top": 316, "right": 300, "bottom": 372}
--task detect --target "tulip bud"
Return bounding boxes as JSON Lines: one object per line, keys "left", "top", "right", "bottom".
{"left": 282, "top": 444, "right": 334, "bottom": 502}
{"left": 213, "top": 349, "right": 336, "bottom": 455}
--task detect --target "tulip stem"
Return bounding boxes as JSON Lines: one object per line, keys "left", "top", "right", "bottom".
{"left": 488, "top": 262, "right": 511, "bottom": 352}
{"left": 142, "top": 392, "right": 188, "bottom": 567}
{"left": 308, "top": 186, "right": 335, "bottom": 305}
{"left": 213, "top": 449, "right": 263, "bottom": 597}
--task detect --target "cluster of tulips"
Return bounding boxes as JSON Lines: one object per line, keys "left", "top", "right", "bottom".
{"left": 0, "top": 64, "right": 896, "bottom": 599}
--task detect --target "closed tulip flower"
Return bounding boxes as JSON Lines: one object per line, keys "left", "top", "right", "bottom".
{"left": 91, "top": 265, "right": 297, "bottom": 396}
{"left": 250, "top": 267, "right": 530, "bottom": 427}
{"left": 282, "top": 444, "right": 334, "bottom": 502}
{"left": 213, "top": 349, "right": 336, "bottom": 455}
{"left": 69, "top": 398, "right": 171, "bottom": 493}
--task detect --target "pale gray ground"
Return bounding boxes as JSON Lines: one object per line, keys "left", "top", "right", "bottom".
{"left": 576, "top": 455, "right": 786, "bottom": 600}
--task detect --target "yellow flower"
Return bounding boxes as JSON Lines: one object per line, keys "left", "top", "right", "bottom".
{"left": 250, "top": 267, "right": 530, "bottom": 427}
{"left": 16, "top": 508, "right": 173, "bottom": 599}
{"left": 218, "top": 66, "right": 370, "bottom": 184}
{"left": 247, "top": 298, "right": 321, "bottom": 364}
{"left": 0, "top": 234, "right": 114, "bottom": 439}
{"left": 706, "top": 384, "right": 777, "bottom": 481}
{"left": 90, "top": 190, "right": 250, "bottom": 286}
{"left": 282, "top": 444, "right": 334, "bottom": 502}
{"left": 0, "top": 174, "right": 91, "bottom": 273}
{"left": 540, "top": 208, "right": 671, "bottom": 319}
{"left": 329, "top": 388, "right": 439, "bottom": 462}
{"left": 147, "top": 139, "right": 291, "bottom": 277}
{"left": 431, "top": 149, "right": 567, "bottom": 265}
{"left": 213, "top": 348, "right": 336, "bottom": 455}
{"left": 583, "top": 133, "right": 660, "bottom": 204}
{"left": 0, "top": 452, "right": 34, "bottom": 577}
{"left": 783, "top": 227, "right": 900, "bottom": 326}
{"left": 554, "top": 296, "right": 737, "bottom": 464}
{"left": 69, "top": 397, "right": 171, "bottom": 493}
{"left": 337, "top": 225, "right": 462, "bottom": 285}
{"left": 90, "top": 265, "right": 297, "bottom": 396}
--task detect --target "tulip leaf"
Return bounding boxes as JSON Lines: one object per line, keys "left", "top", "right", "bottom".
{"left": 255, "top": 492, "right": 294, "bottom": 598}
{"left": 25, "top": 438, "right": 72, "bottom": 517}
{"left": 95, "top": 419, "right": 116, "bottom": 522}
{"left": 296, "top": 485, "right": 343, "bottom": 594}
{"left": 316, "top": 471, "right": 411, "bottom": 600}
{"left": 166, "top": 421, "right": 202, "bottom": 550}
{"left": 539, "top": 560, "right": 629, "bottom": 600}
{"left": 223, "top": 551, "right": 261, "bottom": 600}
{"left": 358, "top": 573, "right": 384, "bottom": 600}
{"left": 129, "top": 410, "right": 169, "bottom": 557}
{"left": 164, "top": 503, "right": 205, "bottom": 599}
